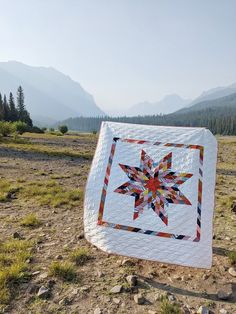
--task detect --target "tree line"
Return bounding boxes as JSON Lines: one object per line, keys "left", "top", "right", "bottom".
{"left": 0, "top": 86, "right": 32, "bottom": 126}
{"left": 61, "top": 105, "right": 236, "bottom": 135}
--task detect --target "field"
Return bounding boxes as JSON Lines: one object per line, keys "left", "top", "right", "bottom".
{"left": 0, "top": 133, "right": 235, "bottom": 314}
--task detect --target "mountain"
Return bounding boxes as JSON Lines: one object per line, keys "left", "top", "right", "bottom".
{"left": 124, "top": 94, "right": 191, "bottom": 116}
{"left": 175, "top": 91, "right": 236, "bottom": 115}
{"left": 186, "top": 83, "right": 236, "bottom": 108}
{"left": 0, "top": 61, "right": 105, "bottom": 124}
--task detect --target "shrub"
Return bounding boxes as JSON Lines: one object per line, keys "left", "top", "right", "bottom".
{"left": 228, "top": 251, "right": 236, "bottom": 265}
{"left": 49, "top": 127, "right": 55, "bottom": 132}
{"left": 20, "top": 213, "right": 42, "bottom": 228}
{"left": 29, "top": 126, "right": 45, "bottom": 134}
{"left": 49, "top": 261, "right": 76, "bottom": 281}
{"left": 0, "top": 239, "right": 33, "bottom": 305}
{"left": 160, "top": 299, "right": 182, "bottom": 314}
{"left": 13, "top": 121, "right": 28, "bottom": 135}
{"left": 58, "top": 125, "right": 68, "bottom": 134}
{"left": 69, "top": 248, "right": 90, "bottom": 265}
{"left": 0, "top": 121, "right": 15, "bottom": 137}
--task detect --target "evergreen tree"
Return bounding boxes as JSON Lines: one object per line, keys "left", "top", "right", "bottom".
{"left": 16, "top": 86, "right": 25, "bottom": 120}
{"left": 9, "top": 92, "right": 18, "bottom": 122}
{"left": 16, "top": 86, "right": 32, "bottom": 127}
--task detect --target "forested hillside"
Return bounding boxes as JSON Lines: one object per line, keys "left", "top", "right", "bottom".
{"left": 60, "top": 105, "right": 236, "bottom": 135}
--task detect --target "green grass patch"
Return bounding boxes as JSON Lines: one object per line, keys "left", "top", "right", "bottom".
{"left": 20, "top": 213, "right": 42, "bottom": 228}
{"left": 21, "top": 180, "right": 83, "bottom": 209}
{"left": 160, "top": 298, "right": 182, "bottom": 314}
{"left": 49, "top": 261, "right": 77, "bottom": 282}
{"left": 69, "top": 248, "right": 90, "bottom": 266}
{"left": 0, "top": 239, "right": 33, "bottom": 306}
{"left": 1, "top": 141, "right": 93, "bottom": 159}
{"left": 0, "top": 179, "right": 20, "bottom": 202}
{"left": 228, "top": 251, "right": 236, "bottom": 265}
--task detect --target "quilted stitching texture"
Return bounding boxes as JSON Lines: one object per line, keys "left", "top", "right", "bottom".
{"left": 84, "top": 122, "right": 217, "bottom": 269}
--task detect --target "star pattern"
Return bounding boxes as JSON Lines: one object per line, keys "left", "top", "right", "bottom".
{"left": 114, "top": 150, "right": 193, "bottom": 225}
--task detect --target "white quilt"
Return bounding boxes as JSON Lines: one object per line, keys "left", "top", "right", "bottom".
{"left": 84, "top": 122, "right": 217, "bottom": 268}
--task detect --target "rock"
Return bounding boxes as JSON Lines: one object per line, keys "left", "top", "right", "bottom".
{"left": 219, "top": 309, "right": 228, "bottom": 314}
{"left": 113, "top": 297, "right": 120, "bottom": 304}
{"left": 173, "top": 275, "right": 181, "bottom": 281}
{"left": 154, "top": 292, "right": 163, "bottom": 301}
{"left": 122, "top": 258, "right": 135, "bottom": 266}
{"left": 38, "top": 272, "right": 48, "bottom": 279}
{"left": 80, "top": 286, "right": 90, "bottom": 292}
{"left": 56, "top": 254, "right": 63, "bottom": 260}
{"left": 37, "top": 286, "right": 50, "bottom": 299}
{"left": 217, "top": 284, "right": 232, "bottom": 300}
{"left": 59, "top": 297, "right": 71, "bottom": 305}
{"left": 110, "top": 285, "right": 123, "bottom": 294}
{"left": 197, "top": 306, "right": 209, "bottom": 314}
{"left": 202, "top": 274, "right": 210, "bottom": 280}
{"left": 47, "top": 279, "right": 56, "bottom": 288}
{"left": 134, "top": 293, "right": 145, "bottom": 305}
{"left": 96, "top": 270, "right": 104, "bottom": 278}
{"left": 228, "top": 267, "right": 236, "bottom": 277}
{"left": 94, "top": 308, "right": 102, "bottom": 314}
{"left": 78, "top": 232, "right": 84, "bottom": 239}
{"left": 231, "top": 201, "right": 236, "bottom": 213}
{"left": 13, "top": 231, "right": 23, "bottom": 239}
{"left": 148, "top": 311, "right": 157, "bottom": 314}
{"left": 126, "top": 275, "right": 137, "bottom": 286}
{"left": 28, "top": 283, "right": 39, "bottom": 294}
{"left": 167, "top": 294, "right": 176, "bottom": 302}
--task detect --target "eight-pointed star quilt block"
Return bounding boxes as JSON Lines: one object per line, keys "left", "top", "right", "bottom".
{"left": 84, "top": 122, "right": 217, "bottom": 268}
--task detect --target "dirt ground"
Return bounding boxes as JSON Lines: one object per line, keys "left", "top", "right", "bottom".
{"left": 0, "top": 133, "right": 235, "bottom": 314}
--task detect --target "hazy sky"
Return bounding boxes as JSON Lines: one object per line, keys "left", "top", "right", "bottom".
{"left": 0, "top": 0, "right": 236, "bottom": 111}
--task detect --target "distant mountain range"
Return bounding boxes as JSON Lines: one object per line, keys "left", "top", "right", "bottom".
{"left": 120, "top": 83, "right": 236, "bottom": 117}
{"left": 0, "top": 61, "right": 105, "bottom": 124}
{"left": 0, "top": 61, "right": 235, "bottom": 126}
{"left": 175, "top": 91, "right": 236, "bottom": 114}
{"left": 124, "top": 94, "right": 190, "bottom": 116}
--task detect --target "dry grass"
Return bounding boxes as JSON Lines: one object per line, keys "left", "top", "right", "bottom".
{"left": 21, "top": 180, "right": 83, "bottom": 208}
{"left": 1, "top": 141, "right": 93, "bottom": 159}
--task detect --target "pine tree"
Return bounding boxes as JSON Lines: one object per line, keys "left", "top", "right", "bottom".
{"left": 16, "top": 86, "right": 25, "bottom": 120}
{"left": 9, "top": 92, "right": 18, "bottom": 122}
{"left": 16, "top": 86, "right": 32, "bottom": 127}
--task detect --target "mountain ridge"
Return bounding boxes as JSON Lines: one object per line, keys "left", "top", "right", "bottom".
{"left": 0, "top": 61, "right": 105, "bottom": 123}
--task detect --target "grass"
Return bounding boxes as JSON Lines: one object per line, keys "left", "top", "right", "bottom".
{"left": 20, "top": 213, "right": 42, "bottom": 228}
{"left": 49, "top": 261, "right": 77, "bottom": 282}
{"left": 69, "top": 248, "right": 90, "bottom": 266}
{"left": 0, "top": 239, "right": 33, "bottom": 306}
{"left": 160, "top": 298, "right": 182, "bottom": 314}
{"left": 0, "top": 179, "right": 20, "bottom": 202}
{"left": 2, "top": 141, "right": 93, "bottom": 160}
{"left": 228, "top": 251, "right": 236, "bottom": 265}
{"left": 21, "top": 180, "right": 83, "bottom": 208}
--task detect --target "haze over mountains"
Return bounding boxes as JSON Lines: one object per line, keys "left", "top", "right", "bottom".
{"left": 0, "top": 61, "right": 236, "bottom": 125}
{"left": 0, "top": 61, "right": 104, "bottom": 124}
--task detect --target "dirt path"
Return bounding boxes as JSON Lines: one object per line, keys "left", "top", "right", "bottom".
{"left": 0, "top": 134, "right": 235, "bottom": 314}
